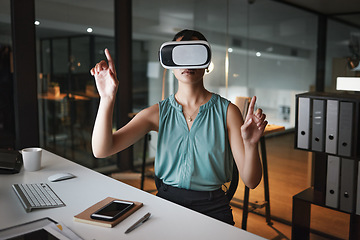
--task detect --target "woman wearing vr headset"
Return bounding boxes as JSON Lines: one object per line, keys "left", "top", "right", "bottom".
{"left": 91, "top": 29, "right": 267, "bottom": 225}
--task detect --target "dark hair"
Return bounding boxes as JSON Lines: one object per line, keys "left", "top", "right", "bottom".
{"left": 172, "top": 29, "right": 208, "bottom": 41}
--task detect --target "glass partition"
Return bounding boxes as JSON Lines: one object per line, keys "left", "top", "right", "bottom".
{"left": 34, "top": 0, "right": 150, "bottom": 170}
{"left": 228, "top": 0, "right": 318, "bottom": 129}
{"left": 35, "top": 0, "right": 117, "bottom": 170}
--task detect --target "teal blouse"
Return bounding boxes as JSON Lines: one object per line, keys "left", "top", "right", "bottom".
{"left": 155, "top": 93, "right": 234, "bottom": 191}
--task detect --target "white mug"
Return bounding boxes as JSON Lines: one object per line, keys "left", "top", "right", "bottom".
{"left": 22, "top": 147, "right": 42, "bottom": 171}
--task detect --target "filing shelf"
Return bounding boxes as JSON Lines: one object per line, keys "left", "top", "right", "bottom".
{"left": 292, "top": 92, "right": 360, "bottom": 240}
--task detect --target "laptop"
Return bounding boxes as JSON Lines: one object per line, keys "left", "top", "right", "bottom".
{"left": 0, "top": 149, "right": 23, "bottom": 174}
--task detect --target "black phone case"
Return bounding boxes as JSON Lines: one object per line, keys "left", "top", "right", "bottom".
{"left": 90, "top": 201, "right": 134, "bottom": 221}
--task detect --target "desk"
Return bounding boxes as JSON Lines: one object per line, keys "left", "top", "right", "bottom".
{"left": 0, "top": 150, "right": 265, "bottom": 240}
{"left": 39, "top": 93, "right": 90, "bottom": 101}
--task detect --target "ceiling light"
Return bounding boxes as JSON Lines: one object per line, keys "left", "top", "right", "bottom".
{"left": 87, "top": 28, "right": 93, "bottom": 33}
{"left": 228, "top": 48, "right": 233, "bottom": 53}
{"left": 256, "top": 52, "right": 261, "bottom": 57}
{"left": 34, "top": 20, "right": 40, "bottom": 26}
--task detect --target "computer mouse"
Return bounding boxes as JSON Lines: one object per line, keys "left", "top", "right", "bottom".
{"left": 48, "top": 173, "right": 76, "bottom": 182}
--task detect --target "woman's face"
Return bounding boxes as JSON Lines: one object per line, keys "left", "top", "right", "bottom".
{"left": 172, "top": 36, "right": 206, "bottom": 85}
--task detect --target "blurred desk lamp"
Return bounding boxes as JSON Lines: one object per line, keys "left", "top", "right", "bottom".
{"left": 336, "top": 77, "right": 360, "bottom": 92}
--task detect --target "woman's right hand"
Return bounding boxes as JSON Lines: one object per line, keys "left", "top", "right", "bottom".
{"left": 90, "top": 48, "right": 119, "bottom": 99}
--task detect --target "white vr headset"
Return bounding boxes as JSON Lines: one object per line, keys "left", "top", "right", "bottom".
{"left": 159, "top": 40, "right": 211, "bottom": 69}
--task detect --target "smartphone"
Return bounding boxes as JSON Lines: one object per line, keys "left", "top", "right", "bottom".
{"left": 90, "top": 200, "right": 134, "bottom": 221}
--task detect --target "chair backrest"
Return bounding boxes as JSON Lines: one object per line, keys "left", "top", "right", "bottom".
{"left": 224, "top": 159, "right": 239, "bottom": 201}
{"left": 234, "top": 96, "right": 251, "bottom": 118}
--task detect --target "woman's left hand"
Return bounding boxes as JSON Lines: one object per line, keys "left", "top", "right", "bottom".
{"left": 241, "top": 96, "right": 268, "bottom": 144}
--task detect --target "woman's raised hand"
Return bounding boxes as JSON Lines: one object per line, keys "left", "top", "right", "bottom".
{"left": 241, "top": 96, "right": 268, "bottom": 144}
{"left": 90, "top": 48, "right": 119, "bottom": 99}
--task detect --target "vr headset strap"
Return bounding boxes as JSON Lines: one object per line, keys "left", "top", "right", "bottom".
{"left": 180, "top": 31, "right": 194, "bottom": 41}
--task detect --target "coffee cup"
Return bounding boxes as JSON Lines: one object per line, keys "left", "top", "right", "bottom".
{"left": 22, "top": 147, "right": 42, "bottom": 171}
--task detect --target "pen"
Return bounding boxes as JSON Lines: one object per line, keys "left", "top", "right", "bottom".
{"left": 124, "top": 212, "right": 151, "bottom": 234}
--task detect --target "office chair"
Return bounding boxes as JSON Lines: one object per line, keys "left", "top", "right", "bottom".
{"left": 224, "top": 160, "right": 239, "bottom": 201}
{"left": 234, "top": 96, "right": 251, "bottom": 118}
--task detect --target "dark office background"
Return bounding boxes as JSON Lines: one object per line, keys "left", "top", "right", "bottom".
{"left": 0, "top": 1, "right": 360, "bottom": 238}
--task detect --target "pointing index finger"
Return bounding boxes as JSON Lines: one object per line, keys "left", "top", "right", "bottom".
{"left": 104, "top": 48, "right": 115, "bottom": 74}
{"left": 248, "top": 96, "right": 256, "bottom": 115}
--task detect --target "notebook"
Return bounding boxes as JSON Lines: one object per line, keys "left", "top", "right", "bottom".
{"left": 74, "top": 197, "right": 143, "bottom": 228}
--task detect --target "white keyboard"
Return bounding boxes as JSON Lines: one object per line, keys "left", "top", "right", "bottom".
{"left": 12, "top": 183, "right": 65, "bottom": 212}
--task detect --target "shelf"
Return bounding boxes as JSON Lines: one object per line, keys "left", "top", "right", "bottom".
{"left": 292, "top": 187, "right": 360, "bottom": 240}
{"left": 293, "top": 187, "right": 358, "bottom": 215}
{"left": 293, "top": 188, "right": 325, "bottom": 206}
{"left": 292, "top": 92, "right": 360, "bottom": 240}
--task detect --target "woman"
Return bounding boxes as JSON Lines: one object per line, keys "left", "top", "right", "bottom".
{"left": 90, "top": 29, "right": 267, "bottom": 225}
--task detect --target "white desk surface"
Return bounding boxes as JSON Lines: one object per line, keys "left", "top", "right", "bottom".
{"left": 0, "top": 150, "right": 265, "bottom": 240}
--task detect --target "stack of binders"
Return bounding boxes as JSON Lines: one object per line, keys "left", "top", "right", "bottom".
{"left": 296, "top": 92, "right": 360, "bottom": 215}
{"left": 326, "top": 156, "right": 356, "bottom": 213}
{"left": 297, "top": 97, "right": 354, "bottom": 156}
